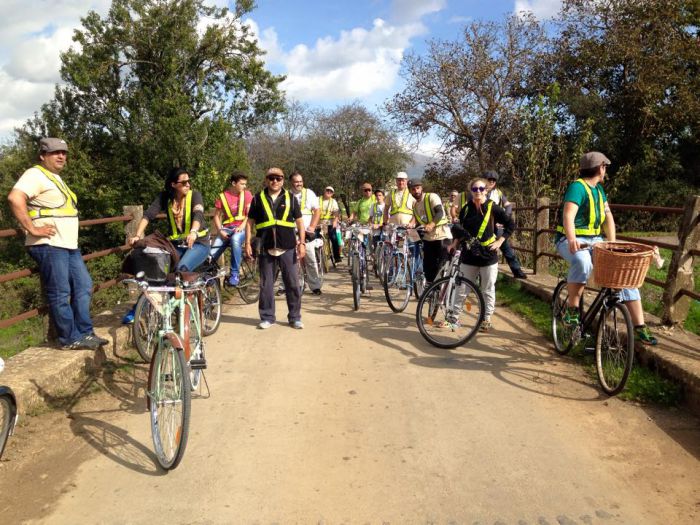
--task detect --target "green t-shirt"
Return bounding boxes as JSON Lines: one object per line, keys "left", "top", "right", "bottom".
{"left": 556, "top": 180, "right": 608, "bottom": 241}
{"left": 353, "top": 196, "right": 375, "bottom": 223}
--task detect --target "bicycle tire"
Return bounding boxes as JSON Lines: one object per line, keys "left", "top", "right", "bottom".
{"left": 133, "top": 293, "right": 161, "bottom": 362}
{"left": 351, "top": 252, "right": 361, "bottom": 311}
{"left": 314, "top": 246, "right": 325, "bottom": 288}
{"left": 148, "top": 340, "right": 191, "bottom": 470}
{"left": 183, "top": 301, "right": 204, "bottom": 391}
{"left": 0, "top": 393, "right": 17, "bottom": 459}
{"left": 237, "top": 259, "right": 260, "bottom": 304}
{"left": 416, "top": 276, "right": 485, "bottom": 348}
{"left": 383, "top": 253, "right": 411, "bottom": 313}
{"left": 595, "top": 302, "right": 634, "bottom": 396}
{"left": 201, "top": 279, "right": 222, "bottom": 336}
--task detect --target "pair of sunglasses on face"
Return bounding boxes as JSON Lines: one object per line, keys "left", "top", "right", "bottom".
{"left": 471, "top": 186, "right": 487, "bottom": 193}
{"left": 267, "top": 175, "right": 283, "bottom": 182}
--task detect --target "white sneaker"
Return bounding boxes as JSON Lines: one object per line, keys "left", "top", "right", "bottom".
{"left": 258, "top": 320, "right": 274, "bottom": 329}
{"left": 290, "top": 320, "right": 304, "bottom": 329}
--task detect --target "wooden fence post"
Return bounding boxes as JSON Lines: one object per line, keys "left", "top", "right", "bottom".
{"left": 534, "top": 197, "right": 550, "bottom": 275}
{"left": 662, "top": 195, "right": 700, "bottom": 324}
{"left": 123, "top": 205, "right": 143, "bottom": 244}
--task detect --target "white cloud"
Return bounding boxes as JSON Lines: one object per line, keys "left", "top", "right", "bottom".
{"left": 514, "top": 0, "right": 563, "bottom": 19}
{"left": 449, "top": 15, "right": 472, "bottom": 24}
{"left": 250, "top": 0, "right": 445, "bottom": 103}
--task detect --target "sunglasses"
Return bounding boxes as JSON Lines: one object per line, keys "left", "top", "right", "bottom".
{"left": 362, "top": 188, "right": 372, "bottom": 192}
{"left": 471, "top": 186, "right": 486, "bottom": 193}
{"left": 176, "top": 179, "right": 191, "bottom": 186}
{"left": 267, "top": 175, "right": 283, "bottom": 182}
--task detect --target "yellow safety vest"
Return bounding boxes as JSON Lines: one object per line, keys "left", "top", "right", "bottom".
{"left": 167, "top": 192, "right": 208, "bottom": 240}
{"left": 27, "top": 165, "right": 78, "bottom": 219}
{"left": 413, "top": 193, "right": 448, "bottom": 227}
{"left": 370, "top": 202, "right": 384, "bottom": 225}
{"left": 319, "top": 197, "right": 336, "bottom": 220}
{"left": 476, "top": 201, "right": 496, "bottom": 247}
{"left": 389, "top": 189, "right": 412, "bottom": 215}
{"left": 257, "top": 190, "right": 296, "bottom": 229}
{"left": 220, "top": 191, "right": 246, "bottom": 224}
{"left": 556, "top": 179, "right": 606, "bottom": 236}
{"left": 300, "top": 188, "right": 313, "bottom": 216}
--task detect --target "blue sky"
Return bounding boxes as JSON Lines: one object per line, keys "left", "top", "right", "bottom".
{"left": 0, "top": 0, "right": 562, "bottom": 144}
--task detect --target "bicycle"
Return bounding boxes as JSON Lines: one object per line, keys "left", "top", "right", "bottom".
{"left": 382, "top": 226, "right": 425, "bottom": 313}
{"left": 346, "top": 224, "right": 371, "bottom": 310}
{"left": 0, "top": 357, "right": 18, "bottom": 460}
{"left": 123, "top": 272, "right": 208, "bottom": 470}
{"left": 415, "top": 237, "right": 485, "bottom": 348}
{"left": 552, "top": 276, "right": 634, "bottom": 396}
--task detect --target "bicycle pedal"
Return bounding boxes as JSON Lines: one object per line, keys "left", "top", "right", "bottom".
{"left": 190, "top": 358, "right": 207, "bottom": 370}
{"left": 583, "top": 347, "right": 595, "bottom": 355}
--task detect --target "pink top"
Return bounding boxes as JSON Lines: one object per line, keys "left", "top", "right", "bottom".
{"left": 215, "top": 189, "right": 253, "bottom": 227}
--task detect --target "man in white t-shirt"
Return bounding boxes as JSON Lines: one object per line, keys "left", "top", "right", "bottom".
{"left": 290, "top": 171, "right": 323, "bottom": 294}
{"left": 7, "top": 138, "right": 107, "bottom": 350}
{"left": 383, "top": 171, "right": 416, "bottom": 226}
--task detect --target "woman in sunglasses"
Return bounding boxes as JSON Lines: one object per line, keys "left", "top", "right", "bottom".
{"left": 128, "top": 167, "right": 210, "bottom": 272}
{"left": 451, "top": 177, "right": 515, "bottom": 332}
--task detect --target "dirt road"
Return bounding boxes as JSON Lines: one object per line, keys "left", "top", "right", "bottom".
{"left": 1, "top": 272, "right": 699, "bottom": 524}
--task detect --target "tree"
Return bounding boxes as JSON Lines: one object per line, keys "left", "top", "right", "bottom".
{"left": 386, "top": 14, "right": 548, "bottom": 173}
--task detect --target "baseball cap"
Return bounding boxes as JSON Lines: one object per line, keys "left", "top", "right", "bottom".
{"left": 39, "top": 137, "right": 68, "bottom": 153}
{"left": 579, "top": 152, "right": 611, "bottom": 170}
{"left": 408, "top": 179, "right": 423, "bottom": 188}
{"left": 266, "top": 167, "right": 285, "bottom": 177}
{"left": 484, "top": 170, "right": 499, "bottom": 181}
{"left": 324, "top": 186, "right": 335, "bottom": 193}
{"left": 395, "top": 171, "right": 408, "bottom": 180}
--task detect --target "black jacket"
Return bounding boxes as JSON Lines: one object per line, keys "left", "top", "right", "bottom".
{"left": 248, "top": 189, "right": 302, "bottom": 251}
{"left": 453, "top": 201, "right": 515, "bottom": 266}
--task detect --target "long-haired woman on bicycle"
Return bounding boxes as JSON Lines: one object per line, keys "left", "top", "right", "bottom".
{"left": 451, "top": 176, "right": 515, "bottom": 332}
{"left": 128, "top": 167, "right": 210, "bottom": 271}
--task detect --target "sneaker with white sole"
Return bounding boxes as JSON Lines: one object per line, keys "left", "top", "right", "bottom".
{"left": 258, "top": 320, "right": 274, "bottom": 329}
{"left": 290, "top": 320, "right": 304, "bottom": 329}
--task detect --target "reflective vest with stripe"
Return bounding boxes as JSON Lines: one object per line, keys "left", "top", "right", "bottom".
{"left": 389, "top": 189, "right": 412, "bottom": 215}
{"left": 370, "top": 202, "right": 384, "bottom": 225}
{"left": 319, "top": 197, "right": 337, "bottom": 220}
{"left": 220, "top": 191, "right": 246, "bottom": 224}
{"left": 555, "top": 179, "right": 606, "bottom": 236}
{"left": 413, "top": 193, "right": 448, "bottom": 226}
{"left": 28, "top": 165, "right": 78, "bottom": 220}
{"left": 167, "top": 192, "right": 208, "bottom": 240}
{"left": 300, "top": 188, "right": 313, "bottom": 216}
{"left": 475, "top": 201, "right": 496, "bottom": 247}
{"left": 257, "top": 190, "right": 296, "bottom": 229}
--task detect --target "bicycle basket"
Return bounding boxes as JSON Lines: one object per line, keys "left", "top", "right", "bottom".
{"left": 592, "top": 241, "right": 653, "bottom": 289}
{"left": 128, "top": 247, "right": 172, "bottom": 283}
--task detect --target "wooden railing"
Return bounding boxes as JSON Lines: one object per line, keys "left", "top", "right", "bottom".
{"left": 509, "top": 195, "right": 700, "bottom": 324}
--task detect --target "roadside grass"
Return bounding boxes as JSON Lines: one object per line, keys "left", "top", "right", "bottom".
{"left": 496, "top": 275, "right": 683, "bottom": 406}
{"left": 0, "top": 317, "right": 45, "bottom": 360}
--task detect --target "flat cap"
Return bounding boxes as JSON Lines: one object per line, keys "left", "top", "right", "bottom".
{"left": 483, "top": 170, "right": 499, "bottom": 181}
{"left": 580, "top": 152, "right": 611, "bottom": 170}
{"left": 266, "top": 167, "right": 285, "bottom": 177}
{"left": 39, "top": 137, "right": 68, "bottom": 153}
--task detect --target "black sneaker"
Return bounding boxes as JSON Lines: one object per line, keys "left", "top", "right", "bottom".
{"left": 311, "top": 289, "right": 322, "bottom": 295}
{"left": 85, "top": 334, "right": 108, "bottom": 346}
{"left": 62, "top": 336, "right": 100, "bottom": 350}
{"left": 513, "top": 270, "right": 527, "bottom": 279}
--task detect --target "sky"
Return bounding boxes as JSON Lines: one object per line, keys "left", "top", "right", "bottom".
{"left": 0, "top": 0, "right": 563, "bottom": 150}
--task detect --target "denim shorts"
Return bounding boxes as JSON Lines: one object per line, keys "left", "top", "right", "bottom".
{"left": 555, "top": 236, "right": 640, "bottom": 302}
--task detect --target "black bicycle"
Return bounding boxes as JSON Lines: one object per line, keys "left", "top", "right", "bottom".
{"left": 0, "top": 357, "right": 18, "bottom": 460}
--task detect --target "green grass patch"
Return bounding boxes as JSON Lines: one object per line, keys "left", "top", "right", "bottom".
{"left": 0, "top": 317, "right": 45, "bottom": 360}
{"left": 496, "top": 275, "right": 682, "bottom": 407}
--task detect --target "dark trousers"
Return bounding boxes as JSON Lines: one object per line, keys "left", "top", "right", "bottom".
{"left": 328, "top": 225, "right": 341, "bottom": 261}
{"left": 258, "top": 249, "right": 301, "bottom": 323}
{"left": 423, "top": 239, "right": 452, "bottom": 283}
{"left": 497, "top": 227, "right": 522, "bottom": 273}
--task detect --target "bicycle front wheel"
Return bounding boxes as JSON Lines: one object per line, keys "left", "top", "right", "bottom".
{"left": 416, "top": 276, "right": 485, "bottom": 348}
{"left": 0, "top": 393, "right": 17, "bottom": 459}
{"left": 148, "top": 340, "right": 191, "bottom": 470}
{"left": 595, "top": 302, "right": 634, "bottom": 396}
{"left": 351, "top": 252, "right": 361, "bottom": 311}
{"left": 134, "top": 293, "right": 161, "bottom": 362}
{"left": 552, "top": 280, "right": 576, "bottom": 355}
{"left": 383, "top": 253, "right": 411, "bottom": 313}
{"left": 202, "top": 279, "right": 222, "bottom": 336}
{"left": 237, "top": 259, "right": 260, "bottom": 304}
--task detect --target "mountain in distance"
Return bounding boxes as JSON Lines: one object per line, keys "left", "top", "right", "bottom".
{"left": 403, "top": 152, "right": 434, "bottom": 181}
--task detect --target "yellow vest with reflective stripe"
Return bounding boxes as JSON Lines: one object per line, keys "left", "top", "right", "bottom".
{"left": 257, "top": 190, "right": 295, "bottom": 229}
{"left": 167, "top": 192, "right": 208, "bottom": 240}
{"left": 28, "top": 165, "right": 78, "bottom": 220}
{"left": 220, "top": 191, "right": 246, "bottom": 224}
{"left": 319, "top": 197, "right": 336, "bottom": 220}
{"left": 476, "top": 201, "right": 496, "bottom": 247}
{"left": 300, "top": 188, "right": 313, "bottom": 216}
{"left": 370, "top": 202, "right": 384, "bottom": 225}
{"left": 556, "top": 179, "right": 606, "bottom": 236}
{"left": 413, "top": 193, "right": 448, "bottom": 227}
{"left": 389, "top": 189, "right": 412, "bottom": 215}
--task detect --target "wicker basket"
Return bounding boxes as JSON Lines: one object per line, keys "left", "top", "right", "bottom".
{"left": 592, "top": 241, "right": 653, "bottom": 289}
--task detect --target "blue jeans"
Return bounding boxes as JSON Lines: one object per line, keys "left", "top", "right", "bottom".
{"left": 210, "top": 228, "right": 245, "bottom": 274}
{"left": 175, "top": 243, "right": 210, "bottom": 272}
{"left": 27, "top": 245, "right": 94, "bottom": 345}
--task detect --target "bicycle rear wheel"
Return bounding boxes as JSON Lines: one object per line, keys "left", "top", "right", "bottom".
{"left": 148, "top": 340, "right": 190, "bottom": 470}
{"left": 351, "top": 252, "right": 361, "bottom": 311}
{"left": 416, "top": 276, "right": 485, "bottom": 348}
{"left": 0, "top": 393, "right": 17, "bottom": 459}
{"left": 383, "top": 253, "right": 411, "bottom": 313}
{"left": 595, "top": 302, "right": 634, "bottom": 396}
{"left": 134, "top": 293, "right": 161, "bottom": 362}
{"left": 237, "top": 259, "right": 260, "bottom": 304}
{"left": 202, "top": 279, "right": 221, "bottom": 336}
